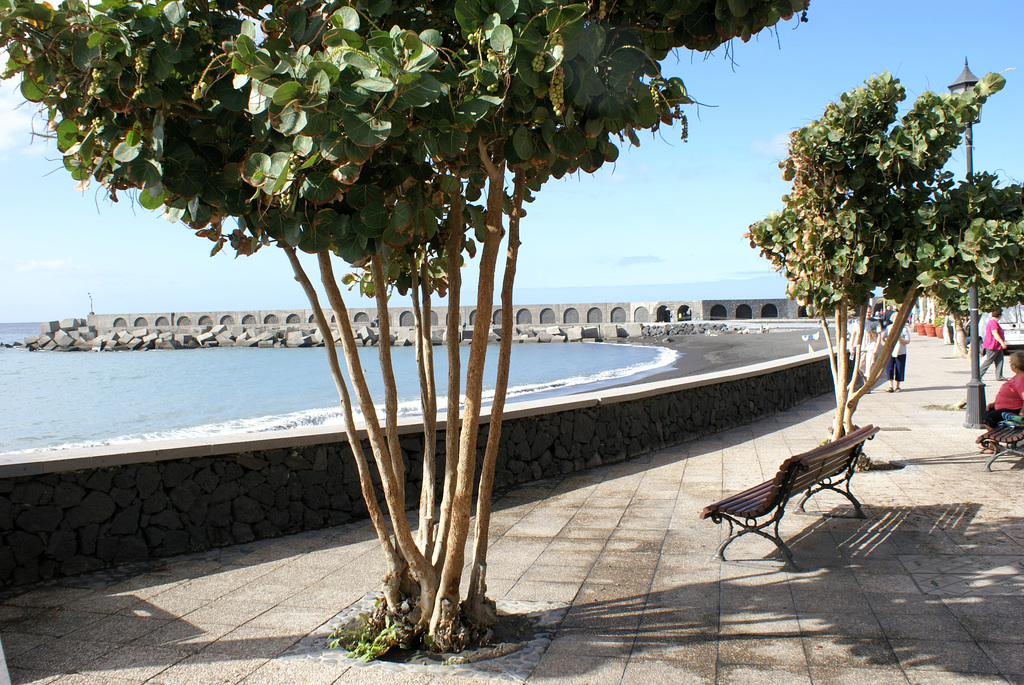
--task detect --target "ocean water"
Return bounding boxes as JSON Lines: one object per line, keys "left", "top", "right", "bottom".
{"left": 0, "top": 322, "right": 676, "bottom": 454}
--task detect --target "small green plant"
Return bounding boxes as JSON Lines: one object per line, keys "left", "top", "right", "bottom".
{"left": 328, "top": 612, "right": 404, "bottom": 662}
{"left": 933, "top": 316, "right": 945, "bottom": 326}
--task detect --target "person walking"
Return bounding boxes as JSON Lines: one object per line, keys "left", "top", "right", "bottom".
{"left": 884, "top": 321, "right": 911, "bottom": 392}
{"left": 979, "top": 308, "right": 1009, "bottom": 381}
{"left": 858, "top": 324, "right": 881, "bottom": 391}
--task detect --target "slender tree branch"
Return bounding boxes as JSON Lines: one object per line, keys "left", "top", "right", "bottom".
{"left": 283, "top": 246, "right": 404, "bottom": 605}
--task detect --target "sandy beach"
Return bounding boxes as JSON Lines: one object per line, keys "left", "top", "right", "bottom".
{"left": 608, "top": 327, "right": 823, "bottom": 388}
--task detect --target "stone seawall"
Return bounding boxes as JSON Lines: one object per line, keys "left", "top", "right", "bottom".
{"left": 11, "top": 319, "right": 742, "bottom": 352}
{"left": 0, "top": 353, "right": 832, "bottom": 587}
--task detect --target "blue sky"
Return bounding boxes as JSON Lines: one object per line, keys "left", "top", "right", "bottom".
{"left": 2, "top": 1, "right": 1022, "bottom": 322}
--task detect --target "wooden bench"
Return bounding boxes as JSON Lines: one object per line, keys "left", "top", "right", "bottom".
{"left": 977, "top": 425, "right": 1024, "bottom": 471}
{"left": 700, "top": 425, "right": 879, "bottom": 569}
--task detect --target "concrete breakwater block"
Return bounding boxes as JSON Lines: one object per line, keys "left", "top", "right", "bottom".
{"left": 19, "top": 317, "right": 738, "bottom": 352}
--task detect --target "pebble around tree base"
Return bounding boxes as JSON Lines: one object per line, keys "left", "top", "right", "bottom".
{"left": 280, "top": 592, "right": 569, "bottom": 682}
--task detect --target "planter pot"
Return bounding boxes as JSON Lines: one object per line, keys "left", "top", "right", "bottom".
{"left": 915, "top": 323, "right": 926, "bottom": 335}
{"left": 924, "top": 324, "right": 936, "bottom": 337}
{"left": 936, "top": 326, "right": 944, "bottom": 339}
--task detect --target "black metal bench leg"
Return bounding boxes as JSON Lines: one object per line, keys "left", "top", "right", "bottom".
{"left": 712, "top": 514, "right": 797, "bottom": 570}
{"left": 799, "top": 483, "right": 865, "bottom": 519}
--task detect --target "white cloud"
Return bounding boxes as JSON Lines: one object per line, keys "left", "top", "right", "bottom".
{"left": 616, "top": 255, "right": 665, "bottom": 267}
{"left": 15, "top": 257, "right": 91, "bottom": 275}
{"left": 750, "top": 133, "right": 790, "bottom": 158}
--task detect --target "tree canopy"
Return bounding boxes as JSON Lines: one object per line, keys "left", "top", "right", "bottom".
{"left": 747, "top": 71, "right": 1021, "bottom": 441}
{"left": 3, "top": 0, "right": 810, "bottom": 655}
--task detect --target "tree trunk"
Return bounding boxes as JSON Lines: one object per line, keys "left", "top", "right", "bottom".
{"left": 411, "top": 259, "right": 438, "bottom": 557}
{"left": 838, "top": 287, "right": 919, "bottom": 438}
{"left": 282, "top": 248, "right": 405, "bottom": 607}
{"left": 465, "top": 168, "right": 526, "bottom": 624}
{"left": 432, "top": 197, "right": 465, "bottom": 570}
{"left": 954, "top": 316, "right": 969, "bottom": 357}
{"left": 428, "top": 142, "right": 507, "bottom": 648}
{"left": 317, "top": 253, "right": 436, "bottom": 631}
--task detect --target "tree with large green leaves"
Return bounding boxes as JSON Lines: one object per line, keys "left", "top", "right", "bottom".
{"left": 747, "top": 72, "right": 1022, "bottom": 442}
{"left": 923, "top": 173, "right": 1024, "bottom": 356}
{"left": 2, "top": 0, "right": 807, "bottom": 653}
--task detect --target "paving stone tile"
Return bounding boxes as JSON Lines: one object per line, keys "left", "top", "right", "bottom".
{"left": 717, "top": 636, "right": 806, "bottom": 667}
{"left": 630, "top": 633, "right": 717, "bottom": 662}
{"left": 146, "top": 654, "right": 268, "bottom": 684}
{"left": 64, "top": 612, "right": 173, "bottom": 644}
{"left": 0, "top": 631, "right": 48, "bottom": 658}
{"left": 803, "top": 635, "right": 898, "bottom": 668}
{"left": 10, "top": 608, "right": 106, "bottom": 637}
{"left": 77, "top": 643, "right": 189, "bottom": 681}
{"left": 978, "top": 640, "right": 1024, "bottom": 676}
{"left": 875, "top": 607, "right": 973, "bottom": 641}
{"left": 542, "top": 629, "right": 634, "bottom": 657}
{"left": 10, "top": 637, "right": 113, "bottom": 673}
{"left": 202, "top": 623, "right": 305, "bottom": 659}
{"left": 620, "top": 656, "right": 714, "bottom": 684}
{"left": 719, "top": 610, "right": 801, "bottom": 637}
{"left": 530, "top": 653, "right": 627, "bottom": 684}
{"left": 795, "top": 611, "right": 885, "bottom": 639}
{"left": 131, "top": 618, "right": 237, "bottom": 653}
{"left": 6, "top": 668, "right": 60, "bottom": 685}
{"left": 807, "top": 666, "right": 910, "bottom": 684}
{"left": 240, "top": 658, "right": 350, "bottom": 684}
{"left": 180, "top": 599, "right": 275, "bottom": 626}
{"left": 890, "top": 639, "right": 1000, "bottom": 674}
{"left": 716, "top": 664, "right": 812, "bottom": 684}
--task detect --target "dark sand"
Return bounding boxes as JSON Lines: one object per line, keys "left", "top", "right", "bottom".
{"left": 605, "top": 328, "right": 820, "bottom": 390}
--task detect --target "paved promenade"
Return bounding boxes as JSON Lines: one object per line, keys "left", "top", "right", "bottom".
{"left": 3, "top": 336, "right": 1023, "bottom": 684}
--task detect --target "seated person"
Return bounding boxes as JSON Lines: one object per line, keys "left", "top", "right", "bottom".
{"left": 983, "top": 351, "right": 1024, "bottom": 428}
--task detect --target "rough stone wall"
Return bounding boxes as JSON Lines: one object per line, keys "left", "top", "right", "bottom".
{"left": 0, "top": 358, "right": 831, "bottom": 587}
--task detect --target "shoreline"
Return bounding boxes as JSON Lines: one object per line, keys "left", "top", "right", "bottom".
{"left": 601, "top": 328, "right": 820, "bottom": 390}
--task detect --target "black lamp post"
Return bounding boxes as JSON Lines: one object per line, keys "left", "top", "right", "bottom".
{"left": 948, "top": 58, "right": 985, "bottom": 429}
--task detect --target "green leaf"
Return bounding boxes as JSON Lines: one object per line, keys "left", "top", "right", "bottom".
{"left": 512, "top": 126, "right": 534, "bottom": 161}
{"left": 272, "top": 81, "right": 304, "bottom": 105}
{"left": 56, "top": 120, "right": 80, "bottom": 152}
{"left": 489, "top": 0, "right": 519, "bottom": 21}
{"left": 343, "top": 111, "right": 391, "bottom": 146}
{"left": 394, "top": 74, "right": 443, "bottom": 108}
{"left": 545, "top": 4, "right": 588, "bottom": 31}
{"left": 113, "top": 141, "right": 142, "bottom": 163}
{"left": 72, "top": 39, "right": 100, "bottom": 71}
{"left": 419, "top": 29, "right": 442, "bottom": 47}
{"left": 163, "top": 1, "right": 186, "bottom": 25}
{"left": 489, "top": 24, "right": 513, "bottom": 53}
{"left": 19, "top": 78, "right": 46, "bottom": 103}
{"left": 138, "top": 185, "right": 168, "bottom": 211}
{"left": 235, "top": 34, "right": 258, "bottom": 65}
{"left": 353, "top": 76, "right": 395, "bottom": 93}
{"left": 359, "top": 202, "right": 388, "bottom": 233}
{"left": 332, "top": 6, "right": 361, "bottom": 30}
{"left": 455, "top": 0, "right": 484, "bottom": 31}
{"left": 390, "top": 200, "right": 412, "bottom": 231}
{"left": 242, "top": 153, "right": 272, "bottom": 186}
{"left": 272, "top": 107, "right": 308, "bottom": 135}
{"left": 301, "top": 172, "right": 341, "bottom": 203}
